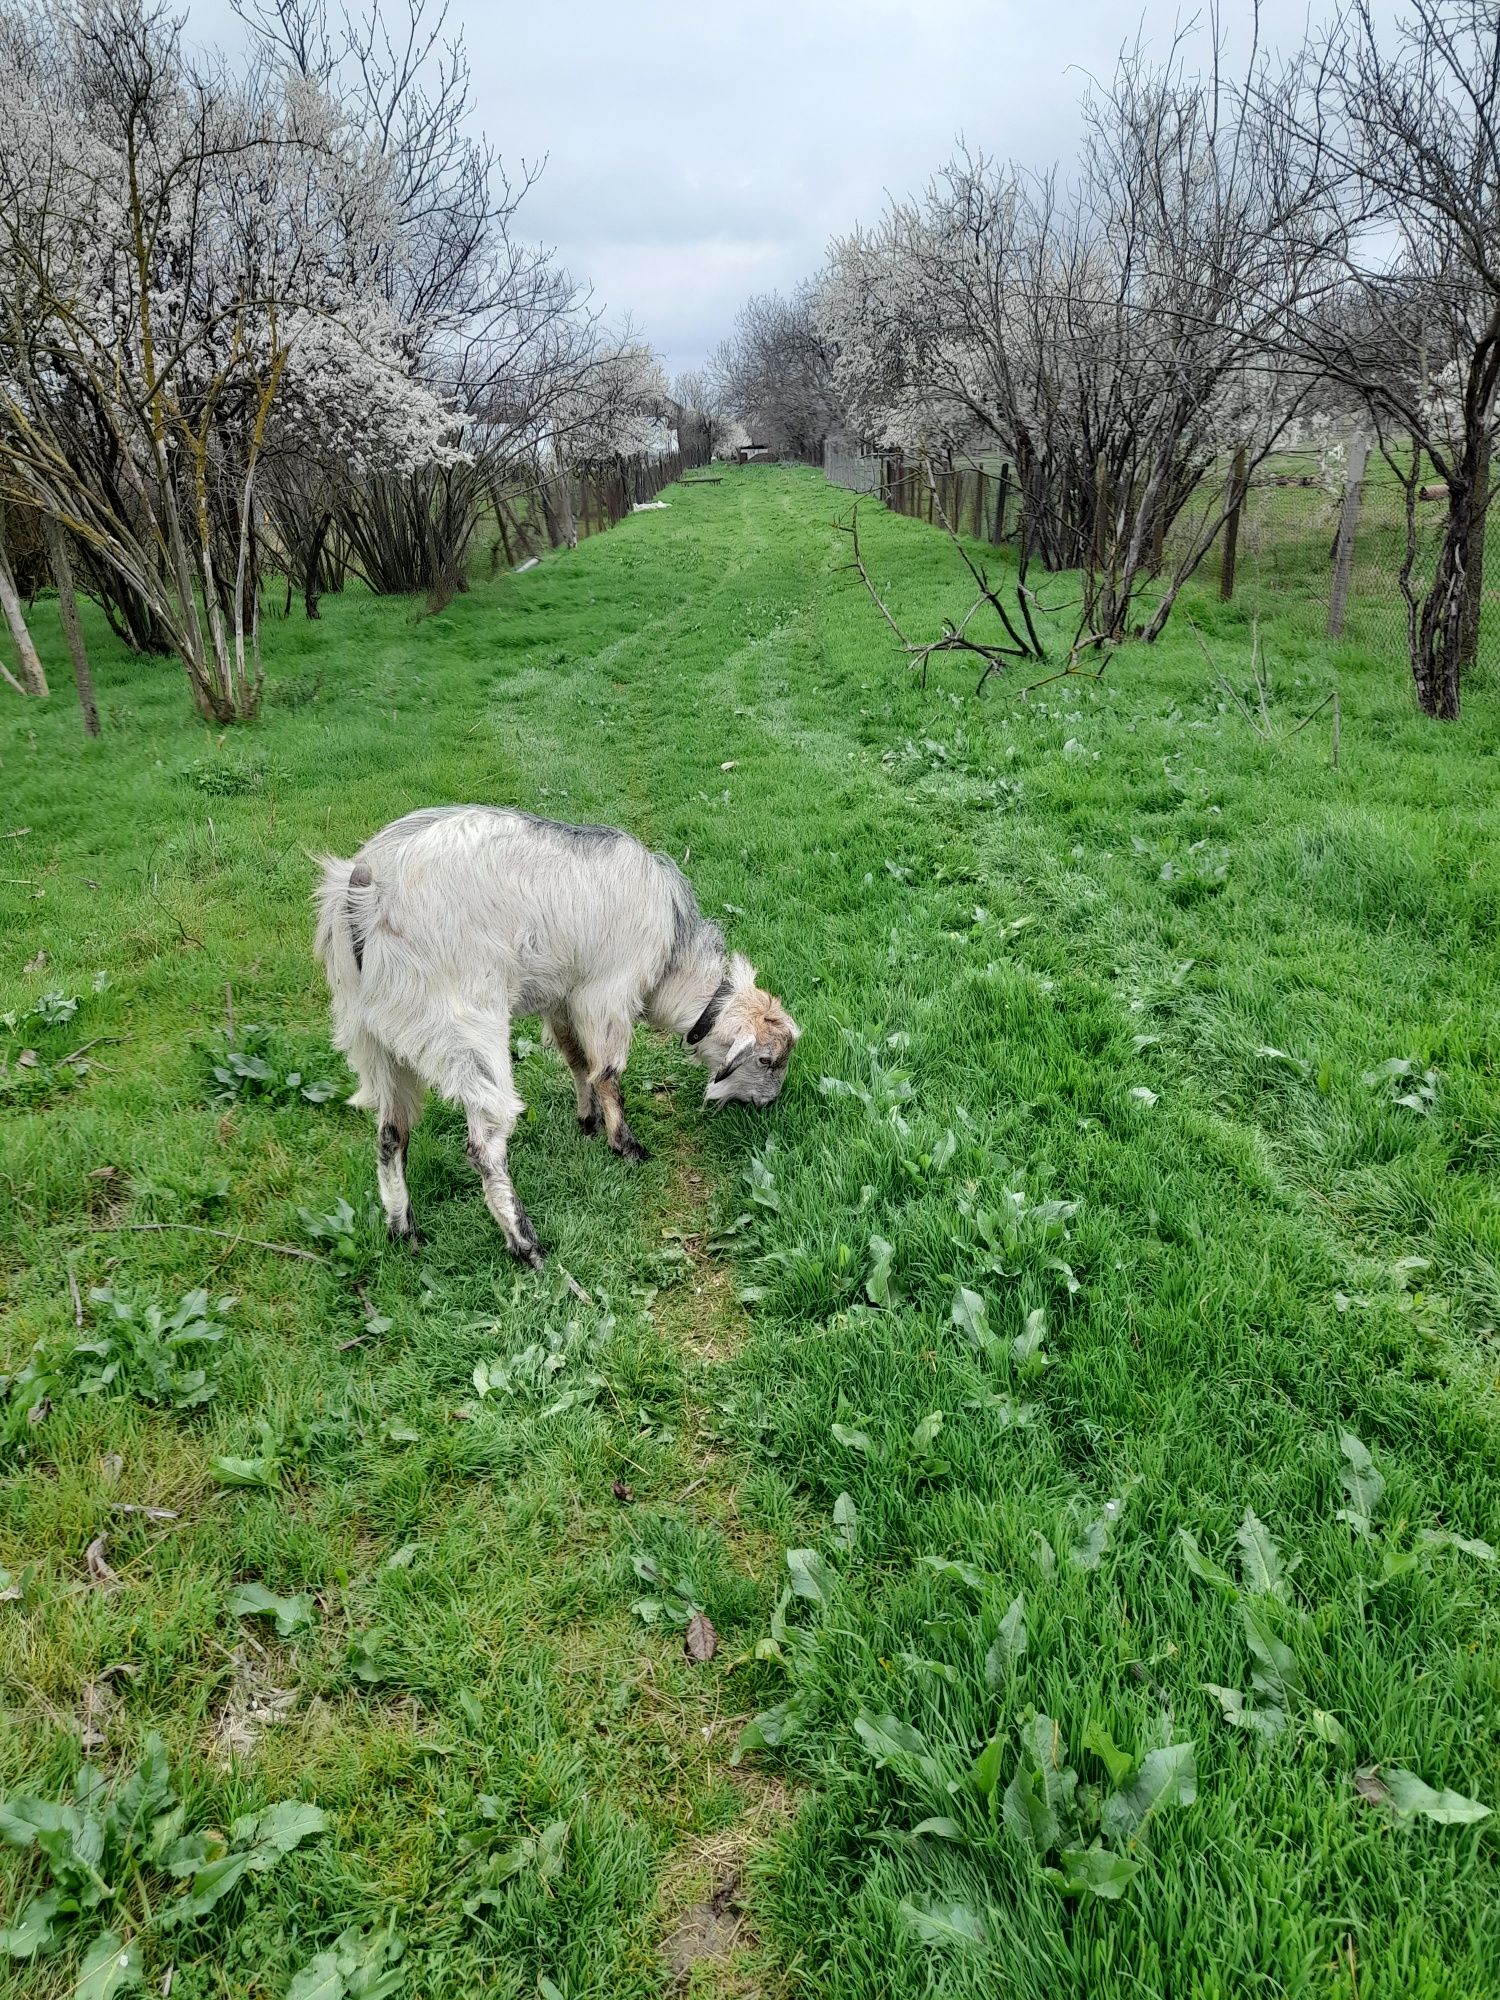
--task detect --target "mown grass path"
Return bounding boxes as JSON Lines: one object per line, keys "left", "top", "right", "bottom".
{"left": 2, "top": 469, "right": 1497, "bottom": 1998}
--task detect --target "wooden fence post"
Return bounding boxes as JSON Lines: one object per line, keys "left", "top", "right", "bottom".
{"left": 1327, "top": 434, "right": 1369, "bottom": 640}
{"left": 1219, "top": 444, "right": 1248, "bottom": 602}
{"left": 994, "top": 463, "right": 1010, "bottom": 544}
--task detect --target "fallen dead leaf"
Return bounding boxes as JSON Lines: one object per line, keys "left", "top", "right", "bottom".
{"left": 100, "top": 1454, "right": 125, "bottom": 1484}
{"left": 110, "top": 1503, "right": 179, "bottom": 1522}
{"left": 1355, "top": 1768, "right": 1392, "bottom": 1810}
{"left": 213, "top": 1649, "right": 299, "bottom": 1766}
{"left": 16, "top": 1049, "right": 39, "bottom": 1069}
{"left": 612, "top": 1479, "right": 635, "bottom": 1504}
{"left": 684, "top": 1611, "right": 718, "bottom": 1665}
{"left": 85, "top": 1534, "right": 119, "bottom": 1589}
{"left": 23, "top": 950, "right": 46, "bottom": 973}
{"left": 79, "top": 1677, "right": 118, "bottom": 1753}
{"left": 26, "top": 1398, "right": 51, "bottom": 1426}
{"left": 720, "top": 760, "right": 738, "bottom": 772}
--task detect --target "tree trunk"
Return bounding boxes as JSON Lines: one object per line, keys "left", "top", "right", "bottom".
{"left": 1458, "top": 432, "right": 1490, "bottom": 676}
{"left": 1220, "top": 446, "right": 1248, "bottom": 602}
{"left": 41, "top": 516, "right": 100, "bottom": 736}
{"left": 1412, "top": 514, "right": 1467, "bottom": 720}
{"left": 0, "top": 505, "right": 49, "bottom": 697}
{"left": 304, "top": 511, "right": 331, "bottom": 619}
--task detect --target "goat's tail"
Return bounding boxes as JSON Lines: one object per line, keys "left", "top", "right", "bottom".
{"left": 312, "top": 853, "right": 374, "bottom": 993}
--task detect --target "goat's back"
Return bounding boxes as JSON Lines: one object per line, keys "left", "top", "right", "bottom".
{"left": 332, "top": 805, "right": 693, "bottom": 1016}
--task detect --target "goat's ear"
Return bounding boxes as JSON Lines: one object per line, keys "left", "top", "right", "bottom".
{"left": 712, "top": 1029, "right": 756, "bottom": 1081}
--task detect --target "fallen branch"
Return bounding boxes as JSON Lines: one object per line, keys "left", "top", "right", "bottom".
{"left": 87, "top": 1222, "right": 325, "bottom": 1263}
{"left": 59, "top": 1035, "right": 131, "bottom": 1068}
{"left": 837, "top": 502, "right": 1045, "bottom": 692}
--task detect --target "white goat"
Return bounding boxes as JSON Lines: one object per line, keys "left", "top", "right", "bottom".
{"left": 313, "top": 805, "right": 799, "bottom": 1264}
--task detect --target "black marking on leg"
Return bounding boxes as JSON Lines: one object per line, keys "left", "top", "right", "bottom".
{"left": 466, "top": 1137, "right": 490, "bottom": 1177}
{"left": 512, "top": 1192, "right": 548, "bottom": 1272}
{"left": 613, "top": 1128, "right": 650, "bottom": 1165}
{"left": 578, "top": 1099, "right": 602, "bottom": 1137}
{"left": 378, "top": 1121, "right": 406, "bottom": 1168}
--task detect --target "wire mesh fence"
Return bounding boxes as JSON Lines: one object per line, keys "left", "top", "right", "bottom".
{"left": 823, "top": 438, "right": 1499, "bottom": 670}
{"left": 491, "top": 443, "right": 707, "bottom": 568}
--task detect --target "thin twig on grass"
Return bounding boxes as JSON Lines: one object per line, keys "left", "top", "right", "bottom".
{"left": 558, "top": 1266, "right": 594, "bottom": 1305}
{"left": 66, "top": 1259, "right": 84, "bottom": 1327}
{"left": 59, "top": 1035, "right": 130, "bottom": 1067}
{"left": 87, "top": 1222, "right": 325, "bottom": 1262}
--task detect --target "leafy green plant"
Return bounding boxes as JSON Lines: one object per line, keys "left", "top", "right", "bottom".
{"left": 454, "top": 1800, "right": 570, "bottom": 1919}
{"left": 0, "top": 990, "right": 96, "bottom": 1110}
{"left": 206, "top": 1025, "right": 336, "bottom": 1107}
{"left": 2, "top": 1287, "right": 233, "bottom": 1436}
{"left": 859, "top": 1704, "right": 1196, "bottom": 1913}
{"left": 181, "top": 754, "right": 277, "bottom": 796}
{"left": 299, "top": 1197, "right": 363, "bottom": 1268}
{"left": 227, "top": 1583, "right": 316, "bottom": 1637}
{"left": 468, "top": 1313, "right": 616, "bottom": 1419}
{"left": 286, "top": 1923, "right": 405, "bottom": 2000}
{"left": 0, "top": 1735, "right": 326, "bottom": 1979}
{"left": 1361, "top": 1056, "right": 1439, "bottom": 1115}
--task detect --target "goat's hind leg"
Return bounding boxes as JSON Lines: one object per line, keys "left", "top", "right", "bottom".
{"left": 358, "top": 1046, "right": 424, "bottom": 1245}
{"left": 466, "top": 1107, "right": 543, "bottom": 1268}
{"left": 442, "top": 1028, "right": 543, "bottom": 1268}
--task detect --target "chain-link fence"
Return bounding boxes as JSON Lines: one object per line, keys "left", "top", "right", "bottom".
{"left": 823, "top": 439, "right": 1498, "bottom": 670}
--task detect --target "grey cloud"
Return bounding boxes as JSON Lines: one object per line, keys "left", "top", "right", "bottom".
{"left": 192, "top": 0, "right": 1397, "bottom": 375}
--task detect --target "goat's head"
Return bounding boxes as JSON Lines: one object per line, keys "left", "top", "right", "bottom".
{"left": 689, "top": 953, "right": 800, "bottom": 1107}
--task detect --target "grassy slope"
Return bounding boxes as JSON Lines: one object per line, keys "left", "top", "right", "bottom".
{"left": 1, "top": 468, "right": 1497, "bottom": 1998}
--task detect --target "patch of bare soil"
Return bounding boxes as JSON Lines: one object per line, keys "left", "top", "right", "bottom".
{"left": 658, "top": 1782, "right": 799, "bottom": 1997}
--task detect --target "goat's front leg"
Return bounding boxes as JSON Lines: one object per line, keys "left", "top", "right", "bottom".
{"left": 593, "top": 1067, "right": 649, "bottom": 1163}
{"left": 544, "top": 1010, "right": 600, "bottom": 1135}
{"left": 569, "top": 986, "right": 650, "bottom": 1164}
{"left": 465, "top": 1108, "right": 543, "bottom": 1267}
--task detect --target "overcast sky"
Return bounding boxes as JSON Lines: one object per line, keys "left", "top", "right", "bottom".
{"left": 196, "top": 0, "right": 1377, "bottom": 380}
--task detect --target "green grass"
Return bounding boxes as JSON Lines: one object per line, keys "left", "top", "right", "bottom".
{"left": 2, "top": 467, "right": 1497, "bottom": 1998}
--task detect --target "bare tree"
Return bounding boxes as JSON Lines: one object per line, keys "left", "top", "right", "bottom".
{"left": 0, "top": 0, "right": 461, "bottom": 715}
{"left": 711, "top": 286, "right": 838, "bottom": 460}
{"left": 814, "top": 28, "right": 1340, "bottom": 644}
{"left": 1277, "top": 0, "right": 1500, "bottom": 717}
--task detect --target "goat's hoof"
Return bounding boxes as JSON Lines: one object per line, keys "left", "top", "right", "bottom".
{"left": 508, "top": 1205, "right": 544, "bottom": 1268}
{"left": 615, "top": 1135, "right": 650, "bottom": 1165}
{"left": 578, "top": 1108, "right": 602, "bottom": 1137}
{"left": 388, "top": 1211, "right": 423, "bottom": 1248}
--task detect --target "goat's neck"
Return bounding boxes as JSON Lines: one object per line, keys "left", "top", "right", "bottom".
{"left": 648, "top": 939, "right": 730, "bottom": 1043}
